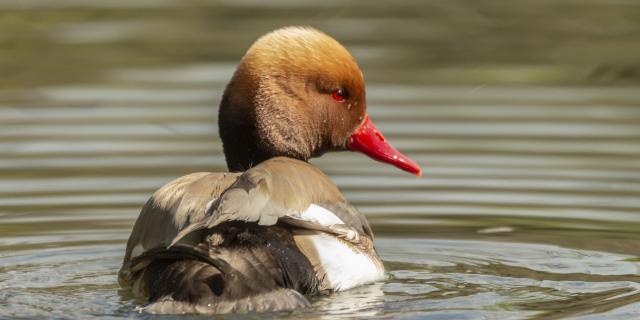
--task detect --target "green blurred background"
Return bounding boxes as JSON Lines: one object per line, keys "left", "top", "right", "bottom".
{"left": 1, "top": 1, "right": 640, "bottom": 319}
{"left": 3, "top": 0, "right": 640, "bottom": 89}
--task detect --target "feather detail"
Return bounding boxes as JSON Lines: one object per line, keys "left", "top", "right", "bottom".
{"left": 169, "top": 158, "right": 368, "bottom": 247}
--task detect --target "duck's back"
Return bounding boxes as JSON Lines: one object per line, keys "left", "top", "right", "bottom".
{"left": 119, "top": 157, "right": 384, "bottom": 314}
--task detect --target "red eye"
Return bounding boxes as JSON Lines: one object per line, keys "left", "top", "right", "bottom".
{"left": 332, "top": 89, "right": 345, "bottom": 102}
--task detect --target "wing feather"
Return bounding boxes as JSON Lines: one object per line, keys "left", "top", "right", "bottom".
{"left": 170, "top": 157, "right": 371, "bottom": 247}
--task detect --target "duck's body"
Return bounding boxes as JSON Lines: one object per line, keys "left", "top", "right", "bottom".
{"left": 119, "top": 158, "right": 385, "bottom": 313}
{"left": 119, "top": 27, "right": 420, "bottom": 315}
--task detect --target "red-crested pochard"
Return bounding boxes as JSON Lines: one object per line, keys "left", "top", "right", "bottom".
{"left": 119, "top": 26, "right": 421, "bottom": 315}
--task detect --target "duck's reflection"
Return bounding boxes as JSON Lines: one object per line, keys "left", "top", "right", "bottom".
{"left": 311, "top": 282, "right": 385, "bottom": 317}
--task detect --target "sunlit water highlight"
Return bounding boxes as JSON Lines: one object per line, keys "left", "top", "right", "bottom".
{"left": 1, "top": 1, "right": 640, "bottom": 319}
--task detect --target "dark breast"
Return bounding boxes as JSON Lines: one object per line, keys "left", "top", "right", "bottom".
{"left": 142, "top": 223, "right": 319, "bottom": 314}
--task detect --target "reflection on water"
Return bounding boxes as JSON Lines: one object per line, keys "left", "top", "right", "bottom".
{"left": 1, "top": 1, "right": 640, "bottom": 319}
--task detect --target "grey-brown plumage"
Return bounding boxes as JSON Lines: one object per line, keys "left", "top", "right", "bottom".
{"left": 119, "top": 172, "right": 240, "bottom": 296}
{"left": 118, "top": 26, "right": 396, "bottom": 315}
{"left": 119, "top": 158, "right": 378, "bottom": 314}
{"left": 140, "top": 224, "right": 319, "bottom": 314}
{"left": 171, "top": 157, "right": 371, "bottom": 246}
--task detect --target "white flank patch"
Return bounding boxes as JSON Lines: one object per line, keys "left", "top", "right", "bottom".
{"left": 299, "top": 204, "right": 345, "bottom": 226}
{"left": 295, "top": 232, "right": 385, "bottom": 291}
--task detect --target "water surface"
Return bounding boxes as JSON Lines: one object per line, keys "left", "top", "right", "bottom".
{"left": 1, "top": 1, "right": 640, "bottom": 319}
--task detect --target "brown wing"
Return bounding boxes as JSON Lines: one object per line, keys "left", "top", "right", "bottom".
{"left": 314, "top": 200, "right": 374, "bottom": 238}
{"left": 127, "top": 224, "right": 318, "bottom": 314}
{"left": 170, "top": 157, "right": 373, "bottom": 246}
{"left": 119, "top": 158, "right": 375, "bottom": 314}
{"left": 119, "top": 171, "right": 241, "bottom": 287}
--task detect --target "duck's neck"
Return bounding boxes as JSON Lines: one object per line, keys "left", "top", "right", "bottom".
{"left": 219, "top": 128, "right": 274, "bottom": 172}
{"left": 219, "top": 96, "right": 268, "bottom": 172}
{"left": 218, "top": 66, "right": 319, "bottom": 172}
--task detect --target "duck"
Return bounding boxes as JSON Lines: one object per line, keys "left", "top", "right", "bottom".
{"left": 118, "top": 26, "right": 421, "bottom": 315}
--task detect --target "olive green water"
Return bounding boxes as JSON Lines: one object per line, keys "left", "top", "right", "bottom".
{"left": 1, "top": 1, "right": 640, "bottom": 319}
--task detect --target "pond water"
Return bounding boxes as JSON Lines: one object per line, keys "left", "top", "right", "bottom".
{"left": 1, "top": 1, "right": 640, "bottom": 319}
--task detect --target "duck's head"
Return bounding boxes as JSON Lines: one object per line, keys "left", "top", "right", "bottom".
{"left": 219, "top": 26, "right": 421, "bottom": 176}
